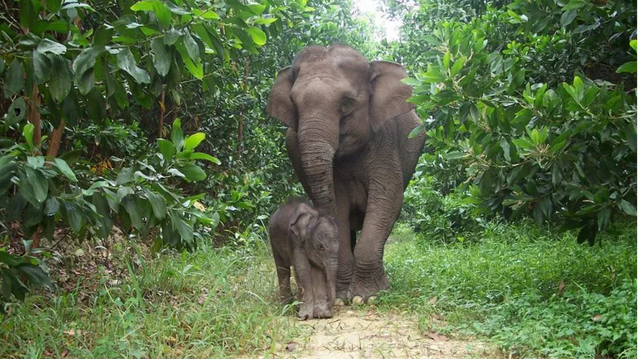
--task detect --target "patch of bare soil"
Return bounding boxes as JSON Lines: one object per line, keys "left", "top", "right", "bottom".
{"left": 255, "top": 307, "right": 498, "bottom": 359}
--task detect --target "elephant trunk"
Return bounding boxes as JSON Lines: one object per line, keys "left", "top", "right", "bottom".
{"left": 325, "top": 258, "right": 338, "bottom": 305}
{"left": 297, "top": 124, "right": 337, "bottom": 215}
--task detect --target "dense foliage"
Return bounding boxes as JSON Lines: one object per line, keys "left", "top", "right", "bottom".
{"left": 389, "top": 0, "right": 637, "bottom": 243}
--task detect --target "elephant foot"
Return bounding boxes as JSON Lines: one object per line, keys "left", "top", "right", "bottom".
{"left": 348, "top": 269, "right": 389, "bottom": 302}
{"left": 297, "top": 302, "right": 314, "bottom": 320}
{"left": 313, "top": 298, "right": 333, "bottom": 318}
{"left": 334, "top": 298, "right": 346, "bottom": 306}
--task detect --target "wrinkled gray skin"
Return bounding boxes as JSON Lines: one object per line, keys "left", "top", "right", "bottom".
{"left": 267, "top": 45, "right": 426, "bottom": 302}
{"left": 269, "top": 197, "right": 340, "bottom": 319}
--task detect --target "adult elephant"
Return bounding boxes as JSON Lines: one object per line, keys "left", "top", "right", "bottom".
{"left": 267, "top": 44, "right": 425, "bottom": 303}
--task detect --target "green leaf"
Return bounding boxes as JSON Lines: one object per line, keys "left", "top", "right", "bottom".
{"left": 24, "top": 167, "right": 49, "bottom": 204}
{"left": 246, "top": 26, "right": 266, "bottom": 46}
{"left": 175, "top": 41, "right": 204, "bottom": 79}
{"left": 5, "top": 97, "right": 26, "bottom": 125}
{"left": 423, "top": 65, "right": 445, "bottom": 83}
{"left": 116, "top": 167, "right": 135, "bottom": 185}
{"left": 53, "top": 158, "right": 77, "bottom": 182}
{"left": 117, "top": 48, "right": 150, "bottom": 84}
{"left": 151, "top": 38, "right": 171, "bottom": 77}
{"left": 170, "top": 212, "right": 193, "bottom": 243}
{"left": 33, "top": 50, "right": 51, "bottom": 85}
{"left": 619, "top": 199, "right": 636, "bottom": 216}
{"left": 49, "top": 54, "right": 72, "bottom": 102}
{"left": 513, "top": 138, "right": 535, "bottom": 150}
{"left": 616, "top": 61, "right": 637, "bottom": 74}
{"left": 443, "top": 51, "right": 450, "bottom": 69}
{"left": 560, "top": 10, "right": 577, "bottom": 27}
{"left": 190, "top": 152, "right": 221, "bottom": 164}
{"left": 23, "top": 123, "right": 35, "bottom": 149}
{"left": 27, "top": 156, "right": 45, "bottom": 169}
{"left": 500, "top": 137, "right": 511, "bottom": 162}
{"left": 144, "top": 189, "right": 167, "bottom": 219}
{"left": 443, "top": 151, "right": 466, "bottom": 160}
{"left": 72, "top": 46, "right": 103, "bottom": 81}
{"left": 15, "top": 264, "right": 52, "bottom": 288}
{"left": 4, "top": 60, "right": 24, "bottom": 98}
{"left": 157, "top": 138, "right": 176, "bottom": 159}
{"left": 171, "top": 118, "right": 184, "bottom": 150}
{"left": 164, "top": 28, "right": 182, "bottom": 45}
{"left": 130, "top": 0, "right": 172, "bottom": 27}
{"left": 122, "top": 195, "right": 144, "bottom": 230}
{"left": 183, "top": 30, "right": 200, "bottom": 62}
{"left": 469, "top": 104, "right": 480, "bottom": 122}
{"left": 177, "top": 164, "right": 206, "bottom": 182}
{"left": 36, "top": 38, "right": 66, "bottom": 54}
{"left": 44, "top": 197, "right": 60, "bottom": 216}
{"left": 562, "top": 0, "right": 587, "bottom": 11}
{"left": 184, "top": 133, "right": 205, "bottom": 151}
{"left": 408, "top": 125, "right": 424, "bottom": 139}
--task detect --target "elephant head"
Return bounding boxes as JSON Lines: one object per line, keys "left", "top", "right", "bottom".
{"left": 267, "top": 45, "right": 414, "bottom": 215}
{"left": 289, "top": 202, "right": 339, "bottom": 305}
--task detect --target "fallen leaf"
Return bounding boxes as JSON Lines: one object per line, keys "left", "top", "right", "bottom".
{"left": 427, "top": 331, "right": 448, "bottom": 342}
{"left": 428, "top": 296, "right": 438, "bottom": 305}
{"left": 61, "top": 349, "right": 69, "bottom": 357}
{"left": 64, "top": 329, "right": 84, "bottom": 336}
{"left": 592, "top": 315, "right": 603, "bottom": 321}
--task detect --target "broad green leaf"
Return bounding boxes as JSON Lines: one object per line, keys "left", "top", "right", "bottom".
{"left": 36, "top": 38, "right": 66, "bottom": 54}
{"left": 469, "top": 104, "right": 480, "bottom": 122}
{"left": 121, "top": 195, "right": 144, "bottom": 230}
{"left": 616, "top": 61, "right": 636, "bottom": 74}
{"left": 15, "top": 264, "right": 52, "bottom": 288}
{"left": 5, "top": 97, "right": 26, "bottom": 125}
{"left": 171, "top": 118, "right": 184, "bottom": 150}
{"left": 49, "top": 54, "right": 72, "bottom": 102}
{"left": 116, "top": 167, "right": 135, "bottom": 185}
{"left": 170, "top": 212, "right": 193, "bottom": 243}
{"left": 23, "top": 123, "right": 35, "bottom": 149}
{"left": 130, "top": 0, "right": 172, "bottom": 27}
{"left": 27, "top": 156, "right": 45, "bottom": 169}
{"left": 151, "top": 38, "right": 171, "bottom": 77}
{"left": 33, "top": 50, "right": 51, "bottom": 85}
{"left": 157, "top": 138, "right": 176, "bottom": 159}
{"left": 165, "top": 1, "right": 190, "bottom": 15}
{"left": 443, "top": 51, "right": 450, "bottom": 69}
{"left": 177, "top": 164, "right": 206, "bottom": 182}
{"left": 117, "top": 48, "right": 150, "bottom": 84}
{"left": 144, "top": 189, "right": 167, "bottom": 219}
{"left": 53, "top": 158, "right": 77, "bottom": 182}
{"left": 183, "top": 31, "right": 200, "bottom": 62}
{"left": 560, "top": 10, "right": 577, "bottom": 27}
{"left": 619, "top": 199, "right": 636, "bottom": 216}
{"left": 246, "top": 26, "right": 266, "bottom": 46}
{"left": 164, "top": 28, "right": 182, "bottom": 45}
{"left": 630, "top": 40, "right": 637, "bottom": 52}
{"left": 408, "top": 125, "right": 424, "bottom": 139}
{"left": 443, "top": 151, "right": 466, "bottom": 160}
{"left": 184, "top": 133, "right": 205, "bottom": 151}
{"left": 4, "top": 60, "right": 24, "bottom": 98}
{"left": 24, "top": 167, "right": 49, "bottom": 203}
{"left": 562, "top": 0, "right": 587, "bottom": 11}
{"left": 513, "top": 138, "right": 535, "bottom": 150}
{"left": 190, "top": 152, "right": 221, "bottom": 164}
{"left": 72, "top": 46, "right": 103, "bottom": 80}
{"left": 175, "top": 42, "right": 203, "bottom": 79}
{"left": 44, "top": 197, "right": 60, "bottom": 216}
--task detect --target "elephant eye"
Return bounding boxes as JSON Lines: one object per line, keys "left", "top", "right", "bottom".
{"left": 317, "top": 243, "right": 326, "bottom": 252}
{"left": 339, "top": 97, "right": 355, "bottom": 116}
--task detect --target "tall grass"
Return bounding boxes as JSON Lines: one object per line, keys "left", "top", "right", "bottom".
{"left": 382, "top": 221, "right": 637, "bottom": 359}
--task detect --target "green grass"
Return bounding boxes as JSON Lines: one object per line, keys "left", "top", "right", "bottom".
{"left": 2, "top": 220, "right": 636, "bottom": 358}
{"left": 1, "top": 240, "right": 303, "bottom": 358}
{"left": 381, "top": 221, "right": 637, "bottom": 359}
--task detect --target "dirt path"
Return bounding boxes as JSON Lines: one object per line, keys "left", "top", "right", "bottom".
{"left": 252, "top": 307, "right": 498, "bottom": 358}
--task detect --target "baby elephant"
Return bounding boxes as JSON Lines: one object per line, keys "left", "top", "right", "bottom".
{"left": 269, "top": 197, "right": 339, "bottom": 320}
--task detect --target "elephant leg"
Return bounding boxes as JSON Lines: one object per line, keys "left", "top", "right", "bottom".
{"left": 334, "top": 180, "right": 354, "bottom": 302}
{"left": 350, "top": 230, "right": 357, "bottom": 253}
{"left": 275, "top": 260, "right": 293, "bottom": 305}
{"left": 292, "top": 249, "right": 315, "bottom": 320}
{"left": 349, "top": 180, "right": 404, "bottom": 301}
{"left": 310, "top": 265, "right": 332, "bottom": 318}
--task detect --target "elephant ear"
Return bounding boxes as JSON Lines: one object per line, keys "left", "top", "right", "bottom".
{"left": 267, "top": 67, "right": 298, "bottom": 130}
{"left": 368, "top": 61, "right": 415, "bottom": 133}
{"left": 289, "top": 203, "right": 317, "bottom": 243}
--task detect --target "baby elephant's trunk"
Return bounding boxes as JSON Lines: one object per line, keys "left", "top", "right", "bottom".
{"left": 325, "top": 259, "right": 338, "bottom": 305}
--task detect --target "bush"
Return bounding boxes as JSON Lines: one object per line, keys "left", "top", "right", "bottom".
{"left": 394, "top": 0, "right": 637, "bottom": 241}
